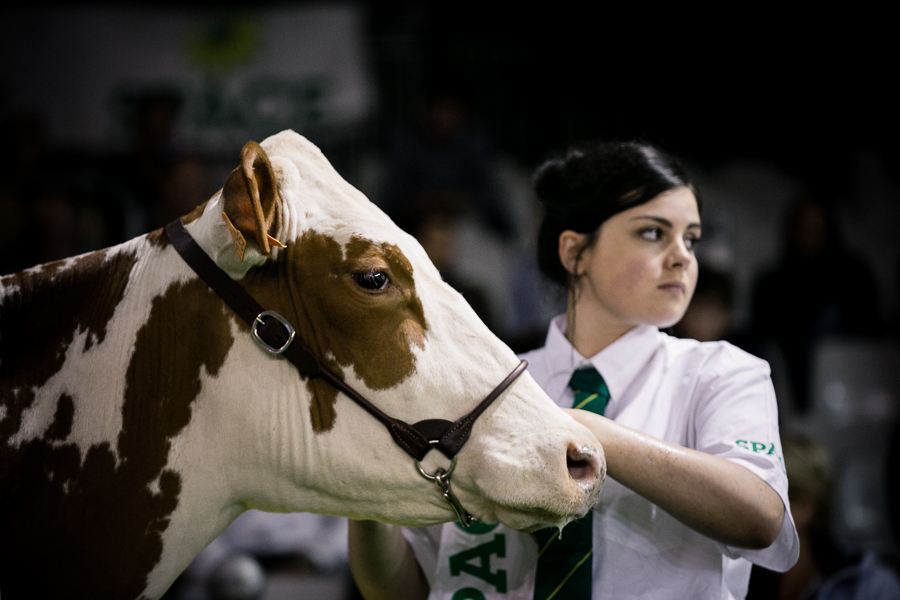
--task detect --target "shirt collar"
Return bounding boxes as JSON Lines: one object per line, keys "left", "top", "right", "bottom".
{"left": 541, "top": 314, "right": 661, "bottom": 403}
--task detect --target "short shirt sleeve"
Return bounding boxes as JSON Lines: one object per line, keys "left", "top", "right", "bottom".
{"left": 691, "top": 343, "right": 799, "bottom": 571}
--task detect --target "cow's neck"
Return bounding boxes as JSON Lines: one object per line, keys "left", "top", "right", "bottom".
{"left": 143, "top": 331, "right": 329, "bottom": 596}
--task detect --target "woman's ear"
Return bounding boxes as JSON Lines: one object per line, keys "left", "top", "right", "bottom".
{"left": 558, "top": 230, "right": 589, "bottom": 276}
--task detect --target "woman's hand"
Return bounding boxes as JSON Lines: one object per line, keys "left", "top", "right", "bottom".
{"left": 348, "top": 520, "right": 430, "bottom": 600}
{"left": 564, "top": 408, "right": 785, "bottom": 549}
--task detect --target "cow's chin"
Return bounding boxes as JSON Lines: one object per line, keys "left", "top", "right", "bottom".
{"left": 476, "top": 482, "right": 603, "bottom": 533}
{"left": 484, "top": 502, "right": 588, "bottom": 533}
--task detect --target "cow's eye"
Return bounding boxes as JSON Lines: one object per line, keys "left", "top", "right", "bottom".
{"left": 352, "top": 271, "right": 390, "bottom": 291}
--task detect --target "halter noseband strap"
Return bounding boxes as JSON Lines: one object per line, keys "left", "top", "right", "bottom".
{"left": 163, "top": 218, "right": 527, "bottom": 463}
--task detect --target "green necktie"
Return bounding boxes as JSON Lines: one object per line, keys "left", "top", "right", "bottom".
{"left": 532, "top": 366, "right": 609, "bottom": 600}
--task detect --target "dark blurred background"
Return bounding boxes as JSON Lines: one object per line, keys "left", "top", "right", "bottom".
{"left": 2, "top": 4, "right": 898, "bottom": 600}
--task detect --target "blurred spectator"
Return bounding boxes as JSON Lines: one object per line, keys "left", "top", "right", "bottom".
{"left": 751, "top": 192, "right": 880, "bottom": 412}
{"left": 28, "top": 187, "right": 80, "bottom": 265}
{"left": 0, "top": 184, "right": 81, "bottom": 272}
{"left": 379, "top": 84, "right": 513, "bottom": 240}
{"left": 0, "top": 111, "right": 120, "bottom": 274}
{"left": 1, "top": 110, "right": 49, "bottom": 273}
{"left": 0, "top": 186, "right": 27, "bottom": 275}
{"left": 747, "top": 433, "right": 900, "bottom": 600}
{"left": 0, "top": 110, "right": 48, "bottom": 190}
{"left": 409, "top": 207, "right": 496, "bottom": 333}
{"left": 673, "top": 266, "right": 737, "bottom": 343}
{"left": 106, "top": 89, "right": 184, "bottom": 232}
{"left": 159, "top": 154, "right": 216, "bottom": 226}
{"left": 505, "top": 254, "right": 566, "bottom": 354}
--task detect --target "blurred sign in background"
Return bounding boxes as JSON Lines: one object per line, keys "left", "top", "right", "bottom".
{"left": 2, "top": 6, "right": 375, "bottom": 150}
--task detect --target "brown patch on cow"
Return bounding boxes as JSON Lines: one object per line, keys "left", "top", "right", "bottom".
{"left": 147, "top": 226, "right": 168, "bottom": 248}
{"left": 238, "top": 231, "right": 428, "bottom": 432}
{"left": 0, "top": 245, "right": 235, "bottom": 598}
{"left": 345, "top": 237, "right": 428, "bottom": 354}
{"left": 307, "top": 376, "right": 341, "bottom": 432}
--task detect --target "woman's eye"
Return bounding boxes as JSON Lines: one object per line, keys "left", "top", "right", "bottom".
{"left": 640, "top": 228, "right": 662, "bottom": 241}
{"left": 685, "top": 235, "right": 701, "bottom": 250}
{"left": 352, "top": 271, "right": 390, "bottom": 291}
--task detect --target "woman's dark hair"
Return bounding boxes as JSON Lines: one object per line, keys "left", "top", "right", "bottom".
{"left": 535, "top": 140, "right": 698, "bottom": 288}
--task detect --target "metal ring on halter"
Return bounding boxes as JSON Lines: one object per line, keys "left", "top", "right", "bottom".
{"left": 414, "top": 441, "right": 478, "bottom": 528}
{"left": 415, "top": 440, "right": 457, "bottom": 481}
{"left": 251, "top": 310, "right": 296, "bottom": 355}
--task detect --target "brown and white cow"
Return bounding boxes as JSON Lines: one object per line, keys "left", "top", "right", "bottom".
{"left": 0, "top": 130, "right": 604, "bottom": 599}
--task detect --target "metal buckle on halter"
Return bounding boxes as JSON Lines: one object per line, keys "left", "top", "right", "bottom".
{"left": 251, "top": 310, "right": 296, "bottom": 355}
{"left": 415, "top": 440, "right": 479, "bottom": 529}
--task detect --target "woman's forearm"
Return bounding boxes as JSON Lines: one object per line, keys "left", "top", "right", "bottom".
{"left": 565, "top": 409, "right": 785, "bottom": 549}
{"left": 348, "top": 520, "right": 430, "bottom": 600}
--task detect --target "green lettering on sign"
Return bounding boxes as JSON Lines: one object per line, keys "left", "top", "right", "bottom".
{"left": 453, "top": 588, "right": 488, "bottom": 600}
{"left": 449, "top": 534, "right": 508, "bottom": 593}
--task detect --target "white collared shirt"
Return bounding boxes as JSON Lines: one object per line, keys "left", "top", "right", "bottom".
{"left": 404, "top": 316, "right": 799, "bottom": 600}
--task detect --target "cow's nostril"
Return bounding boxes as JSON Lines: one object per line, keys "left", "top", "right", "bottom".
{"left": 566, "top": 444, "right": 598, "bottom": 482}
{"left": 567, "top": 458, "right": 592, "bottom": 480}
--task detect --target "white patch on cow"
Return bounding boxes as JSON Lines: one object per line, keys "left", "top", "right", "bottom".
{"left": 0, "top": 279, "right": 21, "bottom": 304}
{"left": 147, "top": 474, "right": 162, "bottom": 497}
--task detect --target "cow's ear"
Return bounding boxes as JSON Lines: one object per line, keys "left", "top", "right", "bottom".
{"left": 221, "top": 140, "right": 286, "bottom": 262}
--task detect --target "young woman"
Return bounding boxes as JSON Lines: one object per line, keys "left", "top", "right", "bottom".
{"left": 349, "top": 141, "right": 799, "bottom": 600}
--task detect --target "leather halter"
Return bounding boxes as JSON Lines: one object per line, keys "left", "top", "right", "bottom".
{"left": 164, "top": 218, "right": 527, "bottom": 526}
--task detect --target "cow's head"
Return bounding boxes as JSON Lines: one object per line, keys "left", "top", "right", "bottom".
{"left": 178, "top": 130, "right": 604, "bottom": 533}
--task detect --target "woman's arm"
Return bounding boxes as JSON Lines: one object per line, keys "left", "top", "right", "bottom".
{"left": 564, "top": 409, "right": 785, "bottom": 549}
{"left": 348, "top": 520, "right": 430, "bottom": 600}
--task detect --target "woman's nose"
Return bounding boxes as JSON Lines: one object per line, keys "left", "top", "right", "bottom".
{"left": 666, "top": 239, "right": 692, "bottom": 268}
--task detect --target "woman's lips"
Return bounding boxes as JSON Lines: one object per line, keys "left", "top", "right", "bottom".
{"left": 658, "top": 282, "right": 686, "bottom": 294}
